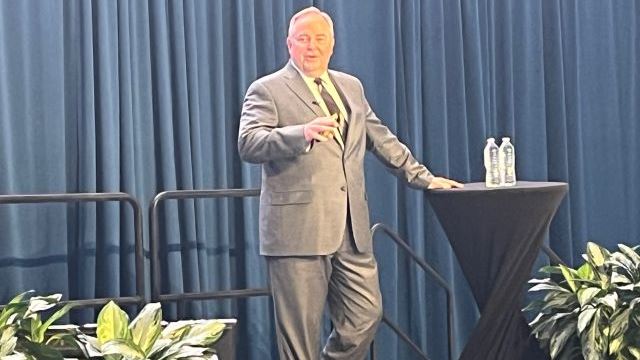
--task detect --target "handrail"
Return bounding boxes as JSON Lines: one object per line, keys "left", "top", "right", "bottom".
{"left": 0, "top": 192, "right": 145, "bottom": 308}
{"left": 378, "top": 314, "right": 430, "bottom": 359}
{"left": 541, "top": 244, "right": 567, "bottom": 266}
{"left": 149, "top": 188, "right": 263, "bottom": 302}
{"left": 370, "top": 223, "right": 455, "bottom": 360}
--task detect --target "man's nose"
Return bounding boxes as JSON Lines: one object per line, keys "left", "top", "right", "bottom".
{"left": 306, "top": 39, "right": 318, "bottom": 49}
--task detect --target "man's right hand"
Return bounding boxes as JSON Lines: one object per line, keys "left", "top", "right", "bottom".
{"left": 303, "top": 114, "right": 339, "bottom": 142}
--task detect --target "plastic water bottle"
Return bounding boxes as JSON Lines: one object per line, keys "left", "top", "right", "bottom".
{"left": 499, "top": 137, "right": 516, "bottom": 186}
{"left": 484, "top": 138, "right": 501, "bottom": 187}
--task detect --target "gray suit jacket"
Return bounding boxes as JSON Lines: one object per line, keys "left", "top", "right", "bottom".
{"left": 238, "top": 62, "right": 433, "bottom": 256}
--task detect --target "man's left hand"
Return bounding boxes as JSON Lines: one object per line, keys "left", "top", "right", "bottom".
{"left": 427, "top": 177, "right": 464, "bottom": 189}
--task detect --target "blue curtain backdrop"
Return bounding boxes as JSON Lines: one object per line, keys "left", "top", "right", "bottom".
{"left": 0, "top": 0, "right": 638, "bottom": 359}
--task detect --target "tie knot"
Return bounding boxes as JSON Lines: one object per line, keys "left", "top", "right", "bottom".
{"left": 313, "top": 78, "right": 323, "bottom": 86}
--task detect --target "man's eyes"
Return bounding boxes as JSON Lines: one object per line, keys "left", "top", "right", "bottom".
{"left": 296, "top": 36, "right": 328, "bottom": 43}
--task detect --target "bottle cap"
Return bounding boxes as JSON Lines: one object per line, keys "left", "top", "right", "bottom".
{"left": 487, "top": 137, "right": 495, "bottom": 142}
{"left": 502, "top": 137, "right": 510, "bottom": 142}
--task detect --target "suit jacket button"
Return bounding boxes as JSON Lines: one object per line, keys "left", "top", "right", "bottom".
{"left": 340, "top": 186, "right": 347, "bottom": 192}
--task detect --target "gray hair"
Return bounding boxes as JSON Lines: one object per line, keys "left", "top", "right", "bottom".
{"left": 288, "top": 6, "right": 334, "bottom": 37}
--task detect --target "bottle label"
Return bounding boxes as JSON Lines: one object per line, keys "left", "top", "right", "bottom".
{"left": 503, "top": 146, "right": 515, "bottom": 184}
{"left": 489, "top": 148, "right": 500, "bottom": 185}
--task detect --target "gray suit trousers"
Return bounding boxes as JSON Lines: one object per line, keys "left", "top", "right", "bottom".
{"left": 266, "top": 229, "right": 383, "bottom": 360}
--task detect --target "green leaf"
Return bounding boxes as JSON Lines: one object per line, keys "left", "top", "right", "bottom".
{"left": 609, "top": 253, "right": 635, "bottom": 276}
{"left": 530, "top": 283, "right": 572, "bottom": 293}
{"left": 146, "top": 338, "right": 174, "bottom": 358}
{"left": 24, "top": 295, "right": 62, "bottom": 319}
{"left": 522, "top": 299, "right": 545, "bottom": 313}
{"left": 0, "top": 291, "right": 33, "bottom": 326}
{"left": 75, "top": 334, "right": 104, "bottom": 358}
{"left": 542, "top": 291, "right": 577, "bottom": 312}
{"left": 129, "top": 302, "right": 162, "bottom": 355}
{"left": 182, "top": 321, "right": 226, "bottom": 346}
{"left": 618, "top": 244, "right": 640, "bottom": 267}
{"left": 587, "top": 242, "right": 609, "bottom": 268}
{"left": 629, "top": 297, "right": 640, "bottom": 311}
{"left": 608, "top": 335, "right": 623, "bottom": 355}
{"left": 629, "top": 347, "right": 640, "bottom": 358}
{"left": 539, "top": 265, "right": 563, "bottom": 275}
{"left": 0, "top": 338, "right": 17, "bottom": 357}
{"left": 154, "top": 320, "right": 225, "bottom": 359}
{"left": 529, "top": 278, "right": 553, "bottom": 284}
{"left": 550, "top": 322, "right": 576, "bottom": 359}
{"left": 45, "top": 332, "right": 88, "bottom": 359}
{"left": 609, "top": 308, "right": 631, "bottom": 339}
{"left": 35, "top": 303, "right": 73, "bottom": 344}
{"left": 577, "top": 288, "right": 600, "bottom": 307}
{"left": 45, "top": 332, "right": 77, "bottom": 346}
{"left": 577, "top": 262, "right": 595, "bottom": 281}
{"left": 1, "top": 354, "right": 30, "bottom": 360}
{"left": 555, "top": 336, "right": 582, "bottom": 360}
{"left": 611, "top": 272, "right": 632, "bottom": 285}
{"left": 6, "top": 291, "right": 35, "bottom": 305}
{"left": 578, "top": 308, "right": 597, "bottom": 334}
{"left": 618, "top": 284, "right": 635, "bottom": 291}
{"left": 29, "top": 316, "right": 42, "bottom": 342}
{"left": 560, "top": 265, "right": 578, "bottom": 293}
{"left": 529, "top": 312, "right": 546, "bottom": 329}
{"left": 161, "top": 321, "right": 194, "bottom": 341}
{"left": 0, "top": 306, "right": 22, "bottom": 327}
{"left": 581, "top": 308, "right": 606, "bottom": 360}
{"left": 17, "top": 339, "right": 64, "bottom": 360}
{"left": 101, "top": 339, "right": 144, "bottom": 359}
{"left": 164, "top": 344, "right": 208, "bottom": 358}
{"left": 586, "top": 242, "right": 612, "bottom": 290}
{"left": 596, "top": 293, "right": 619, "bottom": 311}
{"left": 532, "top": 314, "right": 563, "bottom": 342}
{"left": 0, "top": 327, "right": 18, "bottom": 356}
{"left": 96, "top": 301, "right": 131, "bottom": 346}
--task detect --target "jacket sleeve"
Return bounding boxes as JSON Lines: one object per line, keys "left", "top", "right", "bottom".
{"left": 238, "top": 81, "right": 310, "bottom": 164}
{"left": 360, "top": 82, "right": 434, "bottom": 189}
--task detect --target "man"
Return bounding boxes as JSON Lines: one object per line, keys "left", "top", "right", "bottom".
{"left": 238, "top": 6, "right": 463, "bottom": 360}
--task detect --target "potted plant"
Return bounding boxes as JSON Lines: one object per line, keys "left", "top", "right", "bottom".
{"left": 77, "top": 301, "right": 225, "bottom": 359}
{"left": 0, "top": 291, "right": 77, "bottom": 359}
{"left": 525, "top": 242, "right": 640, "bottom": 360}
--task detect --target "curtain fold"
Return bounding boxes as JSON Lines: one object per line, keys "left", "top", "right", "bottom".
{"left": 1, "top": 0, "right": 638, "bottom": 358}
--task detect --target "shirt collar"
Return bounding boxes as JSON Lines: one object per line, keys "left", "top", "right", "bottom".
{"left": 289, "top": 60, "right": 330, "bottom": 83}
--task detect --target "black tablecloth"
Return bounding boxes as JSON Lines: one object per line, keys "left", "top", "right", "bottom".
{"left": 426, "top": 181, "right": 568, "bottom": 360}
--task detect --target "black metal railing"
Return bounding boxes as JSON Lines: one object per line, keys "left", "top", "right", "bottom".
{"left": 541, "top": 244, "right": 567, "bottom": 266}
{"left": 149, "top": 188, "right": 267, "bottom": 303}
{"left": 369, "top": 223, "right": 455, "bottom": 360}
{"left": 0, "top": 192, "right": 145, "bottom": 309}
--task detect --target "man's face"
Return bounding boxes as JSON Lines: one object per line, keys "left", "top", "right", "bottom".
{"left": 287, "top": 13, "right": 334, "bottom": 77}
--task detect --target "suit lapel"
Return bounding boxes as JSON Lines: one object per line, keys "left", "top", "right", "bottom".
{"left": 283, "top": 63, "right": 324, "bottom": 118}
